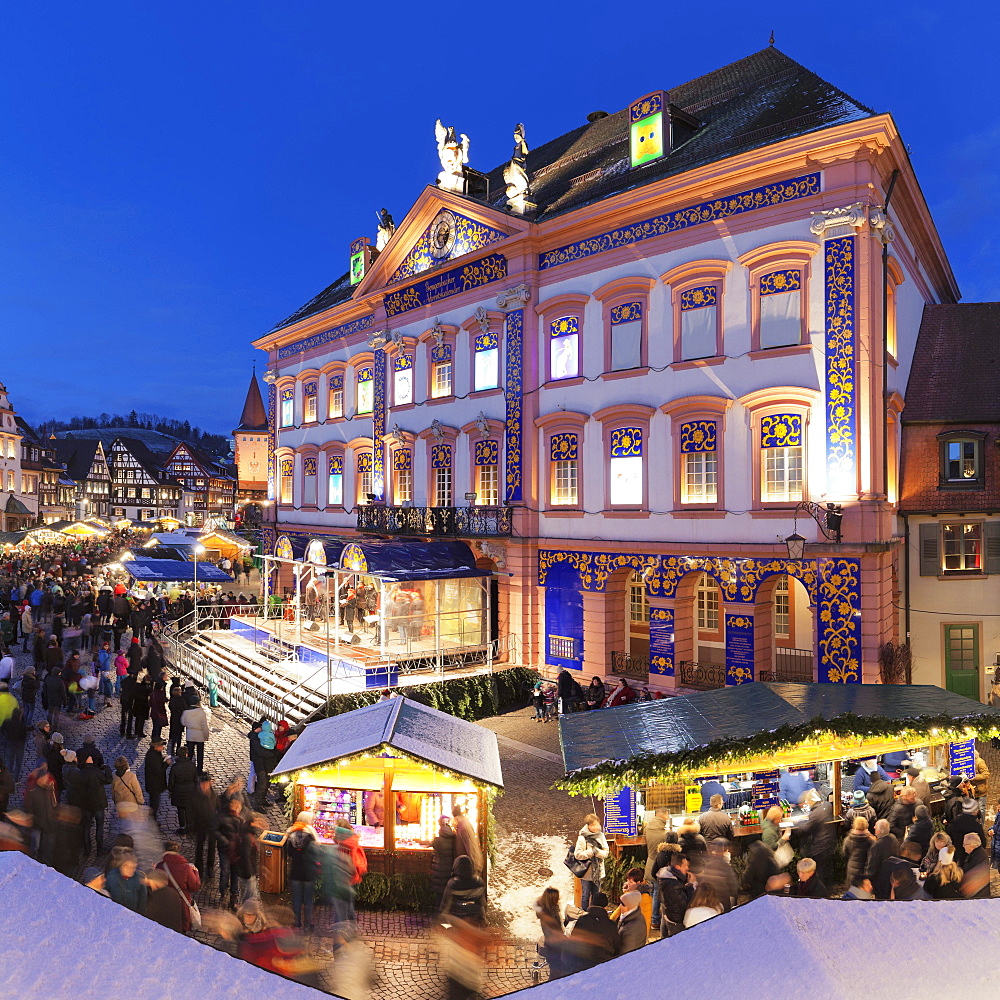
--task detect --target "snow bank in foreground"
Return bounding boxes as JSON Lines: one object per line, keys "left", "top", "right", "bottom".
{"left": 508, "top": 894, "right": 1000, "bottom": 1000}
{"left": 0, "top": 854, "right": 329, "bottom": 1000}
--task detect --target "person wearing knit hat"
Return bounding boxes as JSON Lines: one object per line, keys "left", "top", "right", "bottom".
{"left": 51, "top": 732, "right": 64, "bottom": 745}
{"left": 947, "top": 798, "right": 986, "bottom": 867}
{"left": 617, "top": 890, "right": 646, "bottom": 953}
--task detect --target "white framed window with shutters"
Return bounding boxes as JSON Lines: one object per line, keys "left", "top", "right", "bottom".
{"left": 696, "top": 575, "right": 721, "bottom": 633}
{"left": 431, "top": 444, "right": 453, "bottom": 506}
{"left": 920, "top": 520, "right": 1000, "bottom": 576}
{"left": 474, "top": 440, "right": 500, "bottom": 505}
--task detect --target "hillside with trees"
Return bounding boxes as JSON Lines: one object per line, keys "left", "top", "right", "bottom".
{"left": 38, "top": 411, "right": 230, "bottom": 458}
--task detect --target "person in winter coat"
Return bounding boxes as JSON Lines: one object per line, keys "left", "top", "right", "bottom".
{"left": 216, "top": 796, "right": 254, "bottom": 910}
{"left": 168, "top": 746, "right": 198, "bottom": 834}
{"left": 866, "top": 775, "right": 896, "bottom": 821}
{"left": 167, "top": 682, "right": 186, "bottom": 757}
{"left": 616, "top": 891, "right": 647, "bottom": 954}
{"left": 190, "top": 773, "right": 219, "bottom": 876}
{"left": 127, "top": 637, "right": 144, "bottom": 675}
{"left": 657, "top": 853, "right": 695, "bottom": 937}
{"left": 853, "top": 760, "right": 890, "bottom": 792}
{"left": 155, "top": 840, "right": 201, "bottom": 931}
{"left": 698, "top": 839, "right": 739, "bottom": 911}
{"left": 114, "top": 650, "right": 128, "bottom": 697}
{"left": 452, "top": 803, "right": 482, "bottom": 876}
{"left": 682, "top": 882, "right": 725, "bottom": 928}
{"left": 0, "top": 759, "right": 14, "bottom": 814}
{"left": 143, "top": 868, "right": 187, "bottom": 933}
{"left": 440, "top": 854, "right": 486, "bottom": 925}
{"left": 887, "top": 786, "right": 918, "bottom": 842}
{"left": 119, "top": 672, "right": 137, "bottom": 738}
{"left": 2, "top": 707, "right": 27, "bottom": 782}
{"left": 248, "top": 720, "right": 279, "bottom": 811}
{"left": 842, "top": 789, "right": 878, "bottom": 832}
{"left": 948, "top": 799, "right": 986, "bottom": 867}
{"left": 534, "top": 887, "right": 570, "bottom": 978}
{"left": 795, "top": 794, "right": 836, "bottom": 881}
{"left": 573, "top": 814, "right": 610, "bottom": 910}
{"left": 129, "top": 677, "right": 151, "bottom": 740}
{"left": 430, "top": 816, "right": 457, "bottom": 905}
{"left": 677, "top": 818, "right": 708, "bottom": 874}
{"left": 842, "top": 816, "right": 876, "bottom": 887}
{"left": 920, "top": 831, "right": 953, "bottom": 875}
{"left": 793, "top": 857, "right": 829, "bottom": 898}
{"left": 143, "top": 739, "right": 169, "bottom": 819}
{"left": 24, "top": 770, "right": 57, "bottom": 860}
{"left": 19, "top": 667, "right": 38, "bottom": 728}
{"left": 905, "top": 767, "right": 933, "bottom": 809}
{"left": 42, "top": 668, "right": 66, "bottom": 729}
{"left": 149, "top": 680, "right": 168, "bottom": 743}
{"left": 742, "top": 840, "right": 780, "bottom": 900}
{"left": 105, "top": 849, "right": 147, "bottom": 913}
{"left": 567, "top": 890, "right": 620, "bottom": 973}
{"left": 285, "top": 813, "right": 320, "bottom": 930}
{"left": 924, "top": 860, "right": 965, "bottom": 900}
{"left": 180, "top": 698, "right": 209, "bottom": 772}
{"left": 864, "top": 819, "right": 899, "bottom": 883}
{"left": 906, "top": 805, "right": 934, "bottom": 855}
{"left": 65, "top": 755, "right": 111, "bottom": 855}
{"left": 111, "top": 757, "right": 144, "bottom": 807}
{"left": 697, "top": 797, "right": 734, "bottom": 843}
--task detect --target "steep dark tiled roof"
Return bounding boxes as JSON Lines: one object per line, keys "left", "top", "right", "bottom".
{"left": 113, "top": 437, "right": 182, "bottom": 488}
{"left": 904, "top": 303, "right": 1000, "bottom": 423}
{"left": 53, "top": 439, "right": 103, "bottom": 482}
{"left": 236, "top": 371, "right": 268, "bottom": 432}
{"left": 269, "top": 47, "right": 873, "bottom": 336}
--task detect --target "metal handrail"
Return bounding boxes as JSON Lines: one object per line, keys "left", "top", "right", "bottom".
{"left": 678, "top": 659, "right": 727, "bottom": 690}
{"left": 610, "top": 650, "right": 650, "bottom": 682}
{"left": 356, "top": 503, "right": 512, "bottom": 537}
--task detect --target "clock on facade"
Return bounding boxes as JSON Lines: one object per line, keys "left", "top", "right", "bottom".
{"left": 429, "top": 210, "right": 457, "bottom": 259}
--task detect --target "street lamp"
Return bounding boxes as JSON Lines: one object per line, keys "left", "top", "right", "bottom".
{"left": 784, "top": 501, "right": 845, "bottom": 560}
{"left": 192, "top": 543, "right": 205, "bottom": 631}
{"left": 784, "top": 532, "right": 807, "bottom": 561}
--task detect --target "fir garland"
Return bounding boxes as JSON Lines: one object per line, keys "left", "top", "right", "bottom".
{"left": 555, "top": 711, "right": 1000, "bottom": 796}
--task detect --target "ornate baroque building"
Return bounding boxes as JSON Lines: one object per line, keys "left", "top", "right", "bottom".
{"left": 252, "top": 48, "right": 958, "bottom": 689}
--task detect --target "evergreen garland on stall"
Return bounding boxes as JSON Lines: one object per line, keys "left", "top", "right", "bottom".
{"left": 555, "top": 712, "right": 1000, "bottom": 796}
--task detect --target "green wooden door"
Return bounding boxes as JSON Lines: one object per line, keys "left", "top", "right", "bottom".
{"left": 944, "top": 624, "right": 980, "bottom": 700}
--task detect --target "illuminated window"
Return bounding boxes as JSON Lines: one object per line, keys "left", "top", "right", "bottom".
{"left": 679, "top": 286, "right": 718, "bottom": 360}
{"left": 940, "top": 437, "right": 983, "bottom": 486}
{"left": 550, "top": 317, "right": 579, "bottom": 380}
{"left": 549, "top": 433, "right": 578, "bottom": 506}
{"left": 432, "top": 445, "right": 452, "bottom": 506}
{"left": 279, "top": 458, "right": 293, "bottom": 504}
{"left": 356, "top": 452, "right": 373, "bottom": 505}
{"left": 303, "top": 456, "right": 317, "bottom": 506}
{"left": 942, "top": 522, "right": 982, "bottom": 573}
{"left": 280, "top": 388, "right": 294, "bottom": 427}
{"left": 474, "top": 440, "right": 499, "bottom": 505}
{"left": 697, "top": 575, "right": 720, "bottom": 632}
{"left": 356, "top": 367, "right": 374, "bottom": 415}
{"left": 774, "top": 577, "right": 790, "bottom": 638}
{"left": 760, "top": 414, "right": 804, "bottom": 503}
{"left": 628, "top": 571, "right": 650, "bottom": 624}
{"left": 394, "top": 355, "right": 413, "bottom": 406}
{"left": 327, "top": 456, "right": 343, "bottom": 507}
{"left": 431, "top": 344, "right": 452, "bottom": 399}
{"left": 393, "top": 450, "right": 412, "bottom": 503}
{"left": 303, "top": 382, "right": 318, "bottom": 422}
{"left": 609, "top": 427, "right": 643, "bottom": 506}
{"left": 474, "top": 333, "right": 499, "bottom": 391}
{"left": 680, "top": 421, "right": 718, "bottom": 504}
{"left": 609, "top": 302, "right": 642, "bottom": 371}
{"left": 328, "top": 375, "right": 344, "bottom": 418}
{"left": 759, "top": 270, "right": 802, "bottom": 349}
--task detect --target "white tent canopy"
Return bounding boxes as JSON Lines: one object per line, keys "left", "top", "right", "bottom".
{"left": 0, "top": 854, "right": 329, "bottom": 1000}
{"left": 516, "top": 895, "right": 1000, "bottom": 1000}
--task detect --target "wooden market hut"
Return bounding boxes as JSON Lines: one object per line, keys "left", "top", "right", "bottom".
{"left": 272, "top": 697, "right": 503, "bottom": 883}
{"left": 558, "top": 681, "right": 1000, "bottom": 812}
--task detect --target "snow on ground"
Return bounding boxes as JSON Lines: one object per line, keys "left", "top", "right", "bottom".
{"left": 490, "top": 833, "right": 575, "bottom": 943}
{"left": 510, "top": 895, "right": 1000, "bottom": 1000}
{"left": 0, "top": 853, "right": 327, "bottom": 1000}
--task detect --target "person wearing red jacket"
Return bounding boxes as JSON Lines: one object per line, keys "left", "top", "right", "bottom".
{"left": 155, "top": 840, "right": 201, "bottom": 933}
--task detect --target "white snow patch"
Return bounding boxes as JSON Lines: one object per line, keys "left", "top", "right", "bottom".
{"left": 0, "top": 853, "right": 329, "bottom": 1000}
{"left": 491, "top": 833, "right": 575, "bottom": 944}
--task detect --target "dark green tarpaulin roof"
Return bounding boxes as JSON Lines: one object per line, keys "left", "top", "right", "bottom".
{"left": 559, "top": 682, "right": 1000, "bottom": 781}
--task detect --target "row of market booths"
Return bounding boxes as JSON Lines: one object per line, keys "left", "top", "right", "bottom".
{"left": 558, "top": 681, "right": 1000, "bottom": 850}
{"left": 237, "top": 534, "right": 496, "bottom": 689}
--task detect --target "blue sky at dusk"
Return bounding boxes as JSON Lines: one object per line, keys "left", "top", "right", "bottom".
{"left": 2, "top": 3, "right": 997, "bottom": 434}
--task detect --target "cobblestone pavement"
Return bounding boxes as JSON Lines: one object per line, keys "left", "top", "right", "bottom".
{"left": 12, "top": 632, "right": 999, "bottom": 999}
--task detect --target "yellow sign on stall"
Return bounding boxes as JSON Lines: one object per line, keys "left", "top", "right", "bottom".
{"left": 685, "top": 784, "right": 702, "bottom": 815}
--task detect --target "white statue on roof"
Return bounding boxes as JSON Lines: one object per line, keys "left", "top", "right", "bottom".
{"left": 435, "top": 119, "right": 470, "bottom": 194}
{"left": 503, "top": 122, "right": 532, "bottom": 215}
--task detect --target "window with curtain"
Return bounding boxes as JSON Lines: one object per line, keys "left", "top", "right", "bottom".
{"left": 680, "top": 286, "right": 717, "bottom": 360}
{"left": 759, "top": 270, "right": 802, "bottom": 348}
{"left": 280, "top": 388, "right": 294, "bottom": 427}
{"left": 474, "top": 333, "right": 499, "bottom": 391}
{"left": 327, "top": 456, "right": 343, "bottom": 506}
{"left": 394, "top": 355, "right": 413, "bottom": 406}
{"left": 356, "top": 367, "right": 374, "bottom": 414}
{"left": 303, "top": 456, "right": 317, "bottom": 506}
{"left": 609, "top": 426, "right": 643, "bottom": 505}
{"left": 550, "top": 433, "right": 579, "bottom": 506}
{"left": 610, "top": 302, "right": 642, "bottom": 371}
{"left": 550, "top": 317, "right": 579, "bottom": 380}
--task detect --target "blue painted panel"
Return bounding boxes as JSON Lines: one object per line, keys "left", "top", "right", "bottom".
{"left": 545, "top": 563, "right": 584, "bottom": 671}
{"left": 725, "top": 613, "right": 754, "bottom": 685}
{"left": 649, "top": 607, "right": 674, "bottom": 677}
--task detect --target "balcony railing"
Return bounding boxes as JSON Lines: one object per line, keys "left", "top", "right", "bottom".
{"left": 357, "top": 504, "right": 512, "bottom": 538}
{"left": 610, "top": 650, "right": 649, "bottom": 683}
{"left": 678, "top": 660, "right": 727, "bottom": 691}
{"left": 759, "top": 647, "right": 815, "bottom": 683}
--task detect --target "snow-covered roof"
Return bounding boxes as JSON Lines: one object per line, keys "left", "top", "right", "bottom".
{"left": 515, "top": 895, "right": 1000, "bottom": 1000}
{"left": 273, "top": 697, "right": 503, "bottom": 787}
{"left": 0, "top": 853, "right": 326, "bottom": 1000}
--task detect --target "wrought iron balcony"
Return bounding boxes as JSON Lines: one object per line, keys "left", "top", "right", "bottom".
{"left": 610, "top": 650, "right": 649, "bottom": 683}
{"left": 678, "top": 660, "right": 727, "bottom": 691}
{"left": 357, "top": 503, "right": 512, "bottom": 538}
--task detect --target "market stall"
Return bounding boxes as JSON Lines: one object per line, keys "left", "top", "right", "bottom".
{"left": 558, "top": 682, "right": 1000, "bottom": 845}
{"left": 272, "top": 697, "right": 503, "bottom": 883}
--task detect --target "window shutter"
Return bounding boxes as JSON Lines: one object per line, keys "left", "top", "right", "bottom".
{"left": 985, "top": 522, "right": 1000, "bottom": 575}
{"left": 918, "top": 523, "right": 939, "bottom": 576}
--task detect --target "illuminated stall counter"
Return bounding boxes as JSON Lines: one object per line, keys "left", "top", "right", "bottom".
{"left": 558, "top": 682, "right": 1000, "bottom": 830}
{"left": 273, "top": 696, "right": 503, "bottom": 881}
